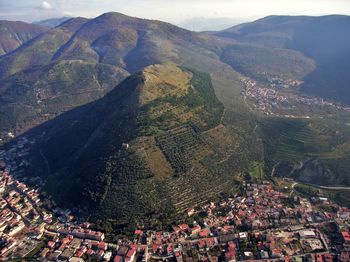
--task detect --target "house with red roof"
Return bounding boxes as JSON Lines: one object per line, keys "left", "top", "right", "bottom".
{"left": 134, "top": 229, "right": 143, "bottom": 235}
{"left": 225, "top": 250, "right": 235, "bottom": 261}
{"left": 324, "top": 253, "right": 332, "bottom": 262}
{"left": 61, "top": 237, "right": 70, "bottom": 244}
{"left": 86, "top": 249, "right": 94, "bottom": 256}
{"left": 75, "top": 249, "right": 84, "bottom": 258}
{"left": 341, "top": 231, "right": 350, "bottom": 243}
{"left": 198, "top": 240, "right": 206, "bottom": 250}
{"left": 179, "top": 224, "right": 189, "bottom": 231}
{"left": 199, "top": 228, "right": 211, "bottom": 238}
{"left": 205, "top": 237, "right": 217, "bottom": 248}
{"left": 190, "top": 225, "right": 201, "bottom": 236}
{"left": 114, "top": 255, "right": 123, "bottom": 262}
{"left": 98, "top": 241, "right": 107, "bottom": 250}
{"left": 316, "top": 254, "right": 323, "bottom": 262}
{"left": 97, "top": 249, "right": 104, "bottom": 257}
{"left": 125, "top": 248, "right": 136, "bottom": 262}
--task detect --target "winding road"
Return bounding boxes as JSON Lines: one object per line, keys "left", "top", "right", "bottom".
{"left": 291, "top": 181, "right": 350, "bottom": 191}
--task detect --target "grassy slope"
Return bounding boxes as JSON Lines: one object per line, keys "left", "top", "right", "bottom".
{"left": 259, "top": 115, "right": 350, "bottom": 186}
{"left": 0, "top": 21, "right": 47, "bottom": 56}
{"left": 220, "top": 43, "right": 315, "bottom": 82}
{"left": 0, "top": 60, "right": 128, "bottom": 137}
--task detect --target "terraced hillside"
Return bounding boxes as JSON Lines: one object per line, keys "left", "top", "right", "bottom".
{"left": 261, "top": 116, "right": 350, "bottom": 187}
{"left": 9, "top": 64, "right": 260, "bottom": 232}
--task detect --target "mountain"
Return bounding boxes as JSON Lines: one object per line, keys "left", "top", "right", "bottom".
{"left": 0, "top": 12, "right": 228, "bottom": 79}
{"left": 33, "top": 17, "right": 72, "bottom": 28}
{"left": 1, "top": 13, "right": 262, "bottom": 230}
{"left": 214, "top": 15, "right": 350, "bottom": 104}
{"left": 44, "top": 12, "right": 229, "bottom": 73}
{"left": 15, "top": 64, "right": 250, "bottom": 231}
{"left": 0, "top": 60, "right": 128, "bottom": 135}
{"left": 0, "top": 12, "right": 231, "bottom": 140}
{"left": 9, "top": 13, "right": 349, "bottom": 143}
{"left": 0, "top": 17, "right": 90, "bottom": 79}
{"left": 0, "top": 20, "right": 47, "bottom": 57}
{"left": 220, "top": 43, "right": 315, "bottom": 81}
{"left": 178, "top": 17, "right": 243, "bottom": 32}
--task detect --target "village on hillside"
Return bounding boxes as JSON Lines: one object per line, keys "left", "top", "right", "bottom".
{"left": 241, "top": 77, "right": 350, "bottom": 118}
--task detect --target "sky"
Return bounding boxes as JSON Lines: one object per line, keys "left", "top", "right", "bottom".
{"left": 0, "top": 0, "right": 349, "bottom": 24}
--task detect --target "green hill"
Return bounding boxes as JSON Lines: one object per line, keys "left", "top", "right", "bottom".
{"left": 260, "top": 116, "right": 350, "bottom": 187}
{"left": 0, "top": 60, "right": 128, "bottom": 136}
{"left": 220, "top": 43, "right": 315, "bottom": 82}
{"left": 17, "top": 64, "right": 255, "bottom": 232}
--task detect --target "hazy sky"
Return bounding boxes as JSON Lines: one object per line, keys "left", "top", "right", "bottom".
{"left": 0, "top": 0, "right": 349, "bottom": 23}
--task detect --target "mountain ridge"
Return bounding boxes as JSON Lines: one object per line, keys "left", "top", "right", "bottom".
{"left": 0, "top": 20, "right": 48, "bottom": 57}
{"left": 0, "top": 11, "right": 232, "bottom": 141}
{"left": 33, "top": 17, "right": 73, "bottom": 28}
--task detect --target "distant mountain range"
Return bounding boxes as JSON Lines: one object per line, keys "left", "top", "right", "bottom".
{"left": 33, "top": 17, "right": 72, "bottom": 28}
{"left": 1, "top": 12, "right": 350, "bottom": 229}
{"left": 178, "top": 17, "right": 243, "bottom": 31}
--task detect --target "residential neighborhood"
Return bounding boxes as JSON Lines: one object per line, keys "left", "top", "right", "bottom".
{"left": 1, "top": 156, "right": 350, "bottom": 261}
{"left": 241, "top": 77, "right": 350, "bottom": 118}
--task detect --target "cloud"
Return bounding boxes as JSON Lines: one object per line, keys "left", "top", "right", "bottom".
{"left": 41, "top": 1, "right": 52, "bottom": 10}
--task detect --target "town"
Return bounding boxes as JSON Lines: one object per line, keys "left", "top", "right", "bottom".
{"left": 1, "top": 154, "right": 350, "bottom": 262}
{"left": 241, "top": 77, "right": 350, "bottom": 118}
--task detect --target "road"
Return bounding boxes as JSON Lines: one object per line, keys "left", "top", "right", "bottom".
{"left": 291, "top": 181, "right": 350, "bottom": 191}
